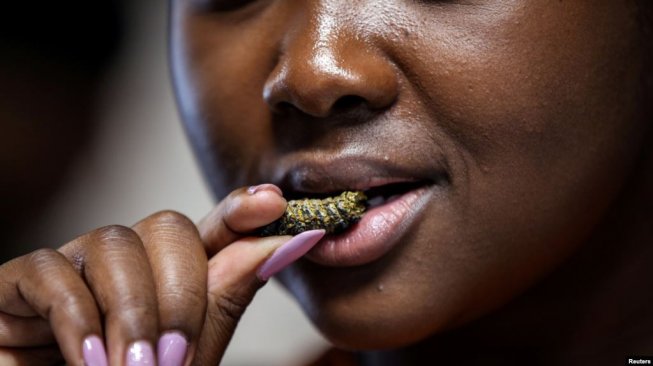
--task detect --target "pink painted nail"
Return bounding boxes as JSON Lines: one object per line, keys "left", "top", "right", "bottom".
{"left": 247, "top": 184, "right": 283, "bottom": 196}
{"left": 157, "top": 331, "right": 188, "bottom": 366}
{"left": 82, "top": 335, "right": 108, "bottom": 366}
{"left": 126, "top": 341, "right": 155, "bottom": 366}
{"left": 257, "top": 229, "right": 326, "bottom": 281}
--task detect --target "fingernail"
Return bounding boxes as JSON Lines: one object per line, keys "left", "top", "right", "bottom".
{"left": 126, "top": 341, "right": 155, "bottom": 366}
{"left": 257, "top": 229, "right": 326, "bottom": 281}
{"left": 247, "top": 184, "right": 283, "bottom": 196}
{"left": 157, "top": 331, "right": 188, "bottom": 366}
{"left": 82, "top": 335, "right": 108, "bottom": 366}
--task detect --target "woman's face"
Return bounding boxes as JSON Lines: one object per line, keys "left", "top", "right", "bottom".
{"left": 170, "top": 0, "right": 650, "bottom": 348}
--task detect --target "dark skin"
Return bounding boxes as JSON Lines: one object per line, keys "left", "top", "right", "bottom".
{"left": 1, "top": 0, "right": 651, "bottom": 365}
{"left": 171, "top": 0, "right": 653, "bottom": 363}
{"left": 0, "top": 188, "right": 290, "bottom": 365}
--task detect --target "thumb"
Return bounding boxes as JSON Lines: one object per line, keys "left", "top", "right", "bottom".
{"left": 193, "top": 230, "right": 325, "bottom": 365}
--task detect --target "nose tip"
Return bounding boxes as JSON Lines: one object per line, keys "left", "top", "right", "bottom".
{"left": 262, "top": 40, "right": 399, "bottom": 118}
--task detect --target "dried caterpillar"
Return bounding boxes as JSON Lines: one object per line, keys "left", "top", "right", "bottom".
{"left": 259, "top": 191, "right": 367, "bottom": 236}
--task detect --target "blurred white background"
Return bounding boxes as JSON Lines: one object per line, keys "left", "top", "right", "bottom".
{"left": 22, "top": 1, "right": 330, "bottom": 365}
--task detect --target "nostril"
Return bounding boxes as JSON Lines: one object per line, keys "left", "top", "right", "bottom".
{"left": 275, "top": 101, "right": 296, "bottom": 115}
{"left": 272, "top": 95, "right": 368, "bottom": 117}
{"left": 331, "top": 95, "right": 366, "bottom": 114}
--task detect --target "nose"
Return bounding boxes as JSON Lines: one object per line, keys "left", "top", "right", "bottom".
{"left": 262, "top": 7, "right": 399, "bottom": 118}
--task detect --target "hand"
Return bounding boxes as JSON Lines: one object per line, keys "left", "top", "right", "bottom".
{"left": 0, "top": 184, "right": 324, "bottom": 365}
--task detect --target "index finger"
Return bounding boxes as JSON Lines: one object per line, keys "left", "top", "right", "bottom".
{"left": 198, "top": 184, "right": 286, "bottom": 256}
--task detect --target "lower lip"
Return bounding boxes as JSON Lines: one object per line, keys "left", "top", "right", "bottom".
{"left": 304, "top": 186, "right": 433, "bottom": 267}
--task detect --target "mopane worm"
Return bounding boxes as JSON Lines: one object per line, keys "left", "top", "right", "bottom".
{"left": 259, "top": 191, "right": 367, "bottom": 236}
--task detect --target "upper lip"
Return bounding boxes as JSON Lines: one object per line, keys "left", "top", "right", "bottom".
{"left": 269, "top": 151, "right": 449, "bottom": 196}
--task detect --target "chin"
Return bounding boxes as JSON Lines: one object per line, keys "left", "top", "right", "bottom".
{"left": 276, "top": 251, "right": 454, "bottom": 351}
{"left": 311, "top": 307, "right": 444, "bottom": 350}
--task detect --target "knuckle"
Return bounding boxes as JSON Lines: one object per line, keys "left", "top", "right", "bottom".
{"left": 149, "top": 210, "right": 194, "bottom": 228}
{"left": 80, "top": 226, "right": 146, "bottom": 264}
{"left": 51, "top": 293, "right": 90, "bottom": 317}
{"left": 26, "top": 248, "right": 63, "bottom": 269}
{"left": 160, "top": 288, "right": 204, "bottom": 307}
{"left": 68, "top": 251, "right": 85, "bottom": 274}
{"left": 112, "top": 302, "right": 157, "bottom": 333}
{"left": 87, "top": 225, "right": 142, "bottom": 251}
{"left": 210, "top": 293, "right": 250, "bottom": 325}
{"left": 159, "top": 290, "right": 206, "bottom": 332}
{"left": 95, "top": 225, "right": 140, "bottom": 243}
{"left": 140, "top": 210, "right": 202, "bottom": 248}
{"left": 122, "top": 303, "right": 153, "bottom": 320}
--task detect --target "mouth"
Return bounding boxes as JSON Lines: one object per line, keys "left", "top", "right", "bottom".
{"left": 363, "top": 180, "right": 429, "bottom": 209}
{"left": 272, "top": 157, "right": 446, "bottom": 267}
{"left": 284, "top": 180, "right": 427, "bottom": 205}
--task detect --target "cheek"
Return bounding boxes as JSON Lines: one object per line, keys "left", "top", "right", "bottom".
{"left": 399, "top": 0, "right": 647, "bottom": 323}
{"left": 403, "top": 1, "right": 645, "bottom": 224}
{"left": 172, "top": 10, "right": 282, "bottom": 192}
{"left": 410, "top": 2, "right": 642, "bottom": 160}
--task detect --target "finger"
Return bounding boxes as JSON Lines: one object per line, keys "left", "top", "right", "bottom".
{"left": 193, "top": 236, "right": 288, "bottom": 366}
{"left": 59, "top": 225, "right": 159, "bottom": 366}
{"left": 198, "top": 184, "right": 286, "bottom": 256}
{"left": 193, "top": 230, "right": 325, "bottom": 365}
{"left": 0, "top": 346, "right": 63, "bottom": 366}
{"left": 0, "top": 258, "right": 38, "bottom": 317}
{"left": 0, "top": 313, "right": 53, "bottom": 347}
{"left": 0, "top": 249, "right": 103, "bottom": 364}
{"left": 132, "top": 211, "right": 208, "bottom": 365}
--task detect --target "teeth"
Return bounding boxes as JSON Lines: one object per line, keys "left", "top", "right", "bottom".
{"left": 367, "top": 195, "right": 386, "bottom": 208}
{"left": 386, "top": 194, "right": 401, "bottom": 203}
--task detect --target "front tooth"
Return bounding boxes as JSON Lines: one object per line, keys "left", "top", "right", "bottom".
{"left": 386, "top": 194, "right": 401, "bottom": 203}
{"left": 367, "top": 195, "right": 385, "bottom": 208}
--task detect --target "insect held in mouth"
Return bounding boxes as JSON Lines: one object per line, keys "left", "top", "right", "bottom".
{"left": 259, "top": 191, "right": 367, "bottom": 236}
